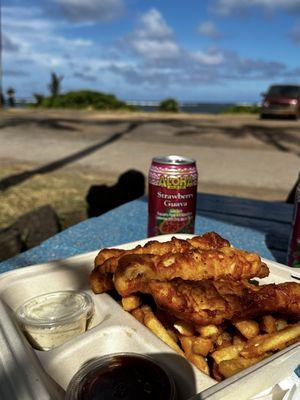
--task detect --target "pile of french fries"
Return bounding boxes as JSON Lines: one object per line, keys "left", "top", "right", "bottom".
{"left": 121, "top": 295, "right": 300, "bottom": 380}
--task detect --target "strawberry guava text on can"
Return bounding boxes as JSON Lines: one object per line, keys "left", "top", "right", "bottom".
{"left": 148, "top": 155, "right": 198, "bottom": 237}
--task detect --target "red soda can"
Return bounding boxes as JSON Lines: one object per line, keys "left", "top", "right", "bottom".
{"left": 148, "top": 155, "right": 198, "bottom": 237}
{"left": 287, "top": 181, "right": 300, "bottom": 267}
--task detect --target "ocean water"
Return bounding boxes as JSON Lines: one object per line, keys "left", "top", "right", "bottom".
{"left": 14, "top": 99, "right": 236, "bottom": 114}
{"left": 134, "top": 103, "right": 235, "bottom": 114}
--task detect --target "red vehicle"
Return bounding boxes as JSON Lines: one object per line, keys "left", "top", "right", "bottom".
{"left": 260, "top": 84, "right": 300, "bottom": 119}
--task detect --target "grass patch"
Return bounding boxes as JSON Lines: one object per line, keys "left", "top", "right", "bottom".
{"left": 0, "top": 165, "right": 114, "bottom": 230}
{"left": 221, "top": 105, "right": 261, "bottom": 114}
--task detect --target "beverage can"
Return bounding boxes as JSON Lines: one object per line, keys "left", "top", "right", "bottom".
{"left": 287, "top": 181, "right": 300, "bottom": 267}
{"left": 148, "top": 155, "right": 198, "bottom": 237}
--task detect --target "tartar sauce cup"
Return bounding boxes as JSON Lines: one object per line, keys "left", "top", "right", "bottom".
{"left": 16, "top": 290, "right": 94, "bottom": 350}
{"left": 65, "top": 353, "right": 177, "bottom": 400}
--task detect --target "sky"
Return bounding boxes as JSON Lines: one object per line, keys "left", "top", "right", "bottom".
{"left": 2, "top": 0, "right": 300, "bottom": 102}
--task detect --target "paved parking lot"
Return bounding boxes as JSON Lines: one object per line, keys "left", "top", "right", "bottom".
{"left": 0, "top": 109, "right": 299, "bottom": 200}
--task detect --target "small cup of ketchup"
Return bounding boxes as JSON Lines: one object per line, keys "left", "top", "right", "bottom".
{"left": 65, "top": 353, "right": 177, "bottom": 400}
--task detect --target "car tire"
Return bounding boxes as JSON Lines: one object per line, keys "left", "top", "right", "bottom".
{"left": 260, "top": 114, "right": 268, "bottom": 119}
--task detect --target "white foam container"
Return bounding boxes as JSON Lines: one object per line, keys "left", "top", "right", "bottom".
{"left": 0, "top": 234, "right": 299, "bottom": 400}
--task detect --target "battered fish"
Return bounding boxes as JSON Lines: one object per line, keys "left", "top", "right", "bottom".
{"left": 116, "top": 278, "right": 300, "bottom": 325}
{"left": 113, "top": 248, "right": 269, "bottom": 296}
{"left": 90, "top": 232, "right": 230, "bottom": 293}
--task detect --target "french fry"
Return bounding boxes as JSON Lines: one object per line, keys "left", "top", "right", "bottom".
{"left": 130, "top": 307, "right": 144, "bottom": 324}
{"left": 215, "top": 332, "right": 232, "bottom": 349}
{"left": 196, "top": 324, "right": 220, "bottom": 340}
{"left": 179, "top": 336, "right": 193, "bottom": 353}
{"left": 275, "top": 318, "right": 288, "bottom": 331}
{"left": 211, "top": 343, "right": 244, "bottom": 364}
{"left": 241, "top": 323, "right": 300, "bottom": 358}
{"left": 94, "top": 236, "right": 300, "bottom": 382}
{"left": 233, "top": 334, "right": 246, "bottom": 346}
{"left": 260, "top": 315, "right": 276, "bottom": 334}
{"left": 142, "top": 306, "right": 184, "bottom": 356}
{"left": 167, "top": 329, "right": 179, "bottom": 343}
{"left": 234, "top": 319, "right": 260, "bottom": 339}
{"left": 218, "top": 355, "right": 266, "bottom": 378}
{"left": 191, "top": 337, "right": 213, "bottom": 356}
{"left": 211, "top": 361, "right": 223, "bottom": 382}
{"left": 173, "top": 321, "right": 195, "bottom": 337}
{"left": 179, "top": 336, "right": 209, "bottom": 375}
{"left": 122, "top": 295, "right": 141, "bottom": 311}
{"left": 188, "top": 353, "right": 210, "bottom": 375}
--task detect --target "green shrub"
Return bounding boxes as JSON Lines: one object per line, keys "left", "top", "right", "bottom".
{"left": 33, "top": 93, "right": 44, "bottom": 105}
{"left": 158, "top": 98, "right": 179, "bottom": 112}
{"left": 34, "top": 90, "right": 135, "bottom": 111}
{"left": 221, "top": 105, "right": 261, "bottom": 114}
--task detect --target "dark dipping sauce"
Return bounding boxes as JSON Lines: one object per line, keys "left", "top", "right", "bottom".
{"left": 72, "top": 354, "right": 176, "bottom": 400}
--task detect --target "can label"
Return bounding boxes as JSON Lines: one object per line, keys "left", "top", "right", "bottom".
{"left": 287, "top": 185, "right": 300, "bottom": 267}
{"left": 148, "top": 160, "right": 198, "bottom": 237}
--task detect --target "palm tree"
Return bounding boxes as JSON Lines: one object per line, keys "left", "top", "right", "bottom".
{"left": 48, "top": 72, "right": 64, "bottom": 97}
{"left": 7, "top": 87, "right": 15, "bottom": 107}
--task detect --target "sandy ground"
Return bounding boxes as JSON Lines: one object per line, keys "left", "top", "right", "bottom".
{"left": 0, "top": 108, "right": 299, "bottom": 228}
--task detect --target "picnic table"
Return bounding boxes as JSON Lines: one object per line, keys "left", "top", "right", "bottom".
{"left": 0, "top": 192, "right": 294, "bottom": 273}
{"left": 0, "top": 192, "right": 298, "bottom": 400}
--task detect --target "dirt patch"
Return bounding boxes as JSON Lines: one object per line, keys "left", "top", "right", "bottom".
{"left": 0, "top": 109, "right": 297, "bottom": 230}
{"left": 0, "top": 160, "right": 290, "bottom": 232}
{"left": 0, "top": 163, "right": 115, "bottom": 230}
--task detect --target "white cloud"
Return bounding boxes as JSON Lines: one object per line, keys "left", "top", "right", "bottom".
{"left": 130, "top": 39, "right": 181, "bottom": 60}
{"left": 128, "top": 9, "right": 181, "bottom": 61}
{"left": 127, "top": 10, "right": 223, "bottom": 68}
{"left": 192, "top": 49, "right": 224, "bottom": 65}
{"left": 224, "top": 52, "right": 286, "bottom": 79}
{"left": 73, "top": 71, "right": 98, "bottom": 82}
{"left": 289, "top": 23, "right": 300, "bottom": 44}
{"left": 255, "top": 0, "right": 300, "bottom": 10}
{"left": 52, "top": 0, "right": 123, "bottom": 22}
{"left": 2, "top": 6, "right": 94, "bottom": 68}
{"left": 3, "top": 6, "right": 54, "bottom": 31}
{"left": 3, "top": 5, "right": 299, "bottom": 99}
{"left": 2, "top": 4, "right": 103, "bottom": 97}
{"left": 2, "top": 34, "right": 20, "bottom": 52}
{"left": 137, "top": 8, "right": 173, "bottom": 39}
{"left": 212, "top": 0, "right": 300, "bottom": 15}
{"left": 197, "top": 21, "right": 220, "bottom": 39}
{"left": 4, "top": 69, "right": 28, "bottom": 77}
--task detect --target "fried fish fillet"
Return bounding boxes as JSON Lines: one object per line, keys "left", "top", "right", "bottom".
{"left": 90, "top": 232, "right": 230, "bottom": 293}
{"left": 113, "top": 248, "right": 269, "bottom": 296}
{"left": 116, "top": 279, "right": 300, "bottom": 325}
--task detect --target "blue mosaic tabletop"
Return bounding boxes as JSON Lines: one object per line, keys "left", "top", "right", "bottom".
{"left": 0, "top": 197, "right": 277, "bottom": 274}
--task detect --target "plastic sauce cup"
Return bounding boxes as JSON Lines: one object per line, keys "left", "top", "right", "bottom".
{"left": 65, "top": 353, "right": 177, "bottom": 400}
{"left": 16, "top": 290, "right": 94, "bottom": 350}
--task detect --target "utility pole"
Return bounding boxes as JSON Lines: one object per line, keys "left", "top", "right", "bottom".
{"left": 0, "top": 0, "right": 3, "bottom": 108}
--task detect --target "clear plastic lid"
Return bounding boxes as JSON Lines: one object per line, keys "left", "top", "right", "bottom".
{"left": 16, "top": 290, "right": 94, "bottom": 327}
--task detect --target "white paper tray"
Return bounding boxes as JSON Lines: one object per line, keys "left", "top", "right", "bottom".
{"left": 0, "top": 234, "right": 299, "bottom": 400}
